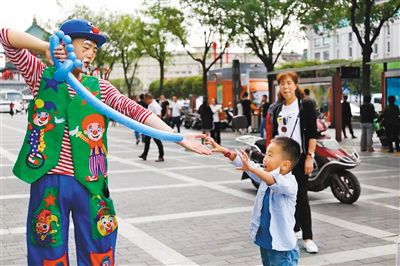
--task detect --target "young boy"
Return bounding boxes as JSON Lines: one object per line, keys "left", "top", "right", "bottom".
{"left": 206, "top": 136, "right": 300, "bottom": 266}
{"left": 1, "top": 18, "right": 210, "bottom": 265}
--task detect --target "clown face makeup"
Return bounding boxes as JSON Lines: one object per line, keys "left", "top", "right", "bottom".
{"left": 71, "top": 39, "right": 98, "bottom": 73}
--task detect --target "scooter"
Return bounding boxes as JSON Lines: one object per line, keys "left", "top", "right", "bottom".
{"left": 220, "top": 107, "right": 235, "bottom": 131}
{"left": 236, "top": 133, "right": 361, "bottom": 204}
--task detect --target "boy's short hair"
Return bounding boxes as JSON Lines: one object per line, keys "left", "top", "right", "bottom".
{"left": 271, "top": 137, "right": 301, "bottom": 170}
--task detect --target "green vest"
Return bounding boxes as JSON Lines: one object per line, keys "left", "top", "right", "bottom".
{"left": 13, "top": 67, "right": 109, "bottom": 196}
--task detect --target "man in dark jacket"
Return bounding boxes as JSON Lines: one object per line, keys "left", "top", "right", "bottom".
{"left": 360, "top": 95, "right": 375, "bottom": 152}
{"left": 342, "top": 95, "right": 356, "bottom": 138}
{"left": 241, "top": 92, "right": 252, "bottom": 130}
{"left": 380, "top": 95, "right": 400, "bottom": 152}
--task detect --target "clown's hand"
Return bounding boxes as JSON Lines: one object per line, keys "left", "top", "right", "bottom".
{"left": 178, "top": 133, "right": 211, "bottom": 155}
{"left": 54, "top": 117, "right": 65, "bottom": 124}
{"left": 46, "top": 43, "right": 67, "bottom": 66}
{"left": 69, "top": 126, "right": 79, "bottom": 137}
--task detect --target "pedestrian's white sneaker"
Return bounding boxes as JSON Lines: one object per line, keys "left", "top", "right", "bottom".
{"left": 294, "top": 230, "right": 302, "bottom": 239}
{"left": 303, "top": 240, "right": 318, "bottom": 253}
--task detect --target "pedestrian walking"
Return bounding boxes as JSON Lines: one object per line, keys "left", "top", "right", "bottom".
{"left": 259, "top": 95, "right": 271, "bottom": 138}
{"left": 379, "top": 95, "right": 400, "bottom": 152}
{"left": 198, "top": 98, "right": 214, "bottom": 138}
{"left": 241, "top": 92, "right": 252, "bottom": 131}
{"left": 9, "top": 101, "right": 15, "bottom": 117}
{"left": 360, "top": 95, "right": 375, "bottom": 152}
{"left": 342, "top": 95, "right": 356, "bottom": 139}
{"left": 210, "top": 98, "right": 222, "bottom": 144}
{"left": 304, "top": 89, "right": 317, "bottom": 110}
{"left": 170, "top": 95, "right": 183, "bottom": 133}
{"left": 160, "top": 94, "right": 170, "bottom": 125}
{"left": 139, "top": 94, "right": 165, "bottom": 162}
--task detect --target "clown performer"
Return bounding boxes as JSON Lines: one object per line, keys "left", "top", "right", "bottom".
{"left": 0, "top": 19, "right": 211, "bottom": 265}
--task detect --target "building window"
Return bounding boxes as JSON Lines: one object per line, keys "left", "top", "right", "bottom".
{"left": 323, "top": 37, "right": 329, "bottom": 47}
{"left": 374, "top": 43, "right": 378, "bottom": 54}
{"left": 314, "top": 38, "right": 322, "bottom": 48}
{"left": 349, "top": 47, "right": 352, "bottom": 57}
{"left": 337, "top": 49, "right": 340, "bottom": 58}
{"left": 387, "top": 42, "right": 390, "bottom": 53}
{"left": 348, "top": 32, "right": 352, "bottom": 42}
{"left": 387, "top": 25, "right": 391, "bottom": 35}
{"left": 323, "top": 51, "right": 330, "bottom": 60}
{"left": 314, "top": 52, "right": 321, "bottom": 60}
{"left": 336, "top": 35, "right": 339, "bottom": 44}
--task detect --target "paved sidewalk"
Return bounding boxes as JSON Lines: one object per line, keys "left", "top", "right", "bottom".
{"left": 0, "top": 114, "right": 399, "bottom": 265}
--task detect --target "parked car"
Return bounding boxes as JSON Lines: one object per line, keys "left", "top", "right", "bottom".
{"left": 0, "top": 89, "right": 23, "bottom": 113}
{"left": 349, "top": 103, "right": 360, "bottom": 118}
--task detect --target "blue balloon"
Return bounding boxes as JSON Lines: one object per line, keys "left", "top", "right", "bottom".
{"left": 49, "top": 31, "right": 183, "bottom": 142}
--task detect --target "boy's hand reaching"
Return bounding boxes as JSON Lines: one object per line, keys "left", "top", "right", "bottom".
{"left": 205, "top": 136, "right": 224, "bottom": 153}
{"left": 236, "top": 149, "right": 252, "bottom": 171}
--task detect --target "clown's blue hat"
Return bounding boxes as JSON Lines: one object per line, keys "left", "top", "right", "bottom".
{"left": 60, "top": 18, "right": 107, "bottom": 47}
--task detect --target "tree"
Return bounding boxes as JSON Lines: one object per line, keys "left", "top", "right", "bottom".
{"left": 302, "top": 0, "right": 400, "bottom": 96}
{"left": 173, "top": 0, "right": 234, "bottom": 97}
{"left": 108, "top": 15, "right": 143, "bottom": 98}
{"left": 218, "top": 0, "right": 307, "bottom": 101}
{"left": 135, "top": 3, "right": 185, "bottom": 95}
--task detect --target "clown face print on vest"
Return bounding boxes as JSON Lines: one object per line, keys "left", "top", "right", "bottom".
{"left": 73, "top": 114, "right": 108, "bottom": 182}
{"left": 34, "top": 209, "right": 59, "bottom": 245}
{"left": 26, "top": 99, "right": 64, "bottom": 169}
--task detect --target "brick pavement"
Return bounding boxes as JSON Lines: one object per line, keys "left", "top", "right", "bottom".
{"left": 0, "top": 114, "right": 399, "bottom": 265}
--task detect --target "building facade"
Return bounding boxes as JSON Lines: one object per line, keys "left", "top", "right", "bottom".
{"left": 306, "top": 19, "right": 400, "bottom": 61}
{"left": 109, "top": 48, "right": 302, "bottom": 91}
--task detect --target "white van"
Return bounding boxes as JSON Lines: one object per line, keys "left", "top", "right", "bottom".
{"left": 371, "top": 93, "right": 382, "bottom": 113}
{"left": 0, "top": 89, "right": 23, "bottom": 113}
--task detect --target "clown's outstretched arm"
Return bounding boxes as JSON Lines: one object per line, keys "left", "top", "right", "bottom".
{"left": 143, "top": 114, "right": 211, "bottom": 155}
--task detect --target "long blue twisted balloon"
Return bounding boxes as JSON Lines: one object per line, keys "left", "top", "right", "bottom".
{"left": 49, "top": 31, "right": 183, "bottom": 142}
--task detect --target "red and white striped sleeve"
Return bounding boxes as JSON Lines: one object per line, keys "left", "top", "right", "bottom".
{"left": 0, "top": 28, "right": 46, "bottom": 94}
{"left": 99, "top": 79, "right": 153, "bottom": 123}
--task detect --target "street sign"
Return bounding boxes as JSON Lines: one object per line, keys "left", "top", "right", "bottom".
{"left": 340, "top": 66, "right": 360, "bottom": 78}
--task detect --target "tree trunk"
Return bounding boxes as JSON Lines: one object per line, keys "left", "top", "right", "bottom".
{"left": 202, "top": 63, "right": 208, "bottom": 98}
{"left": 159, "top": 60, "right": 164, "bottom": 95}
{"left": 361, "top": 46, "right": 372, "bottom": 97}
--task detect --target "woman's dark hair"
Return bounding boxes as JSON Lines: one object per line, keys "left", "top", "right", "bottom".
{"left": 276, "top": 71, "right": 304, "bottom": 103}
{"left": 363, "top": 95, "right": 371, "bottom": 103}
{"left": 271, "top": 136, "right": 301, "bottom": 170}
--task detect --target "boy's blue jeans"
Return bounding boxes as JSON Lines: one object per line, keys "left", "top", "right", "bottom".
{"left": 260, "top": 247, "right": 299, "bottom": 266}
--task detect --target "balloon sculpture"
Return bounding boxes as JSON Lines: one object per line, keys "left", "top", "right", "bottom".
{"left": 49, "top": 31, "right": 184, "bottom": 142}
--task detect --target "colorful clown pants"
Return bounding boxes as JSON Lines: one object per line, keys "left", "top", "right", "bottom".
{"left": 27, "top": 174, "right": 117, "bottom": 265}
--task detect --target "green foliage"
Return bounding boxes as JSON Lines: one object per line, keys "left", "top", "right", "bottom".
{"left": 109, "top": 78, "right": 142, "bottom": 96}
{"left": 216, "top": 0, "right": 307, "bottom": 71}
{"left": 149, "top": 76, "right": 202, "bottom": 98}
{"left": 136, "top": 3, "right": 186, "bottom": 93}
{"left": 302, "top": 0, "right": 400, "bottom": 95}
